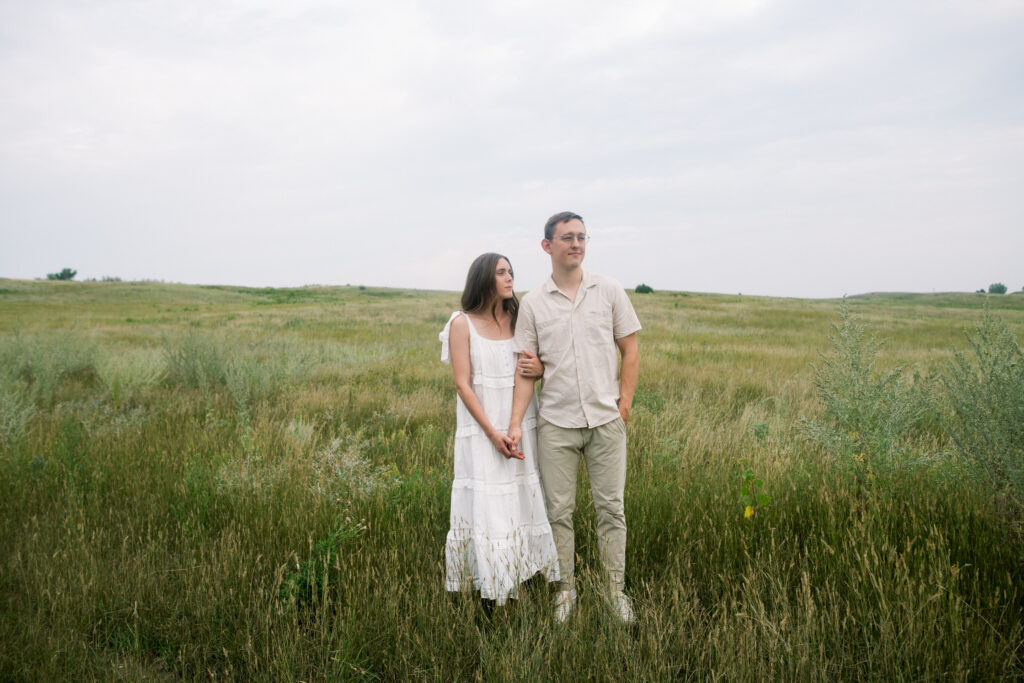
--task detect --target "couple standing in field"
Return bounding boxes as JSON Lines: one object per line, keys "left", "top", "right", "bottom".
{"left": 439, "top": 211, "right": 641, "bottom": 624}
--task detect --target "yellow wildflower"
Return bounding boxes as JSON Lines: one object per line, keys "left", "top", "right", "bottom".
{"left": 744, "top": 505, "right": 755, "bottom": 519}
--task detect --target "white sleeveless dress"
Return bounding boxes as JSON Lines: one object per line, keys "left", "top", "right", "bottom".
{"left": 439, "top": 312, "right": 559, "bottom": 604}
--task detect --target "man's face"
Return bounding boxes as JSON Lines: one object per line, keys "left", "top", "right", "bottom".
{"left": 543, "top": 218, "right": 587, "bottom": 270}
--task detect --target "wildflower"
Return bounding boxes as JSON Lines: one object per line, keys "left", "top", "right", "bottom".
{"left": 744, "top": 505, "right": 755, "bottom": 519}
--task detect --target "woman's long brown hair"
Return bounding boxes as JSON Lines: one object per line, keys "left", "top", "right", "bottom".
{"left": 461, "top": 253, "right": 518, "bottom": 332}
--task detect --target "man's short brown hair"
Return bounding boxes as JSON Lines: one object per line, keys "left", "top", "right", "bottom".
{"left": 544, "top": 212, "right": 584, "bottom": 240}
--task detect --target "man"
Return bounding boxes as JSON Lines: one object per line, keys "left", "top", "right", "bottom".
{"left": 508, "top": 211, "right": 641, "bottom": 624}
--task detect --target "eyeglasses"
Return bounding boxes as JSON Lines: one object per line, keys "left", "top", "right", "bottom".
{"left": 554, "top": 233, "right": 590, "bottom": 245}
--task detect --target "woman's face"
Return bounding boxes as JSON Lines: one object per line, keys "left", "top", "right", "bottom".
{"left": 494, "top": 258, "right": 514, "bottom": 300}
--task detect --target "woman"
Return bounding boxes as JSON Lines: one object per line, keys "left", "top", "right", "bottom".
{"left": 439, "top": 253, "right": 559, "bottom": 605}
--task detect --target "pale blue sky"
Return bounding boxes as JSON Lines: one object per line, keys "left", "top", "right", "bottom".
{"left": 2, "top": 0, "right": 1021, "bottom": 297}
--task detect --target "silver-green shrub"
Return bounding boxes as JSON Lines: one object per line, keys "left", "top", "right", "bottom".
{"left": 942, "top": 310, "right": 1024, "bottom": 500}
{"left": 311, "top": 429, "right": 400, "bottom": 500}
{"left": 164, "top": 332, "right": 310, "bottom": 396}
{"left": 96, "top": 348, "right": 164, "bottom": 402}
{"left": 0, "top": 381, "right": 36, "bottom": 454}
{"left": 800, "top": 301, "right": 934, "bottom": 467}
{"left": 162, "top": 331, "right": 232, "bottom": 388}
{"left": 0, "top": 331, "right": 98, "bottom": 406}
{"left": 226, "top": 353, "right": 292, "bottom": 404}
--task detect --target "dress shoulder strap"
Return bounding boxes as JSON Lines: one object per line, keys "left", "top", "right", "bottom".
{"left": 461, "top": 313, "right": 481, "bottom": 339}
{"left": 440, "top": 311, "right": 482, "bottom": 363}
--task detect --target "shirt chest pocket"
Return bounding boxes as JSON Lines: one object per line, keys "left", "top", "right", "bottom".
{"left": 536, "top": 316, "right": 570, "bottom": 354}
{"left": 584, "top": 310, "right": 614, "bottom": 340}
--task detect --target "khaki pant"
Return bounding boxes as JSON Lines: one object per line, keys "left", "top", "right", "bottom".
{"left": 537, "top": 416, "right": 627, "bottom": 592}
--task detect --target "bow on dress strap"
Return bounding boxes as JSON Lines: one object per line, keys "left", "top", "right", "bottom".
{"left": 438, "top": 311, "right": 463, "bottom": 364}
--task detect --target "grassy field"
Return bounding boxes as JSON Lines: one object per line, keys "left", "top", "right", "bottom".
{"left": 1, "top": 278, "right": 1023, "bottom": 680}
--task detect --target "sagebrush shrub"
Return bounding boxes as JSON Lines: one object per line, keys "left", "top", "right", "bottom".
{"left": 0, "top": 332, "right": 99, "bottom": 406}
{"left": 0, "top": 382, "right": 36, "bottom": 454}
{"left": 311, "top": 429, "right": 401, "bottom": 500}
{"left": 942, "top": 310, "right": 1024, "bottom": 501}
{"left": 799, "top": 301, "right": 935, "bottom": 468}
{"left": 96, "top": 348, "right": 163, "bottom": 401}
{"left": 162, "top": 331, "right": 232, "bottom": 388}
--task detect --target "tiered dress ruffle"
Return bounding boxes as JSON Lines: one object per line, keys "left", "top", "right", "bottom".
{"left": 440, "top": 311, "right": 559, "bottom": 604}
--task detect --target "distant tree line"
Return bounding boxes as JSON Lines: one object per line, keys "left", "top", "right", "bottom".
{"left": 46, "top": 268, "right": 76, "bottom": 281}
{"left": 43, "top": 269, "right": 123, "bottom": 282}
{"left": 978, "top": 283, "right": 1024, "bottom": 294}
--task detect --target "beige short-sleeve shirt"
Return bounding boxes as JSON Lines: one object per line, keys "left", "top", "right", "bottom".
{"left": 514, "top": 270, "right": 641, "bottom": 429}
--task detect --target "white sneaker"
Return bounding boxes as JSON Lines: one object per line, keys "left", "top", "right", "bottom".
{"left": 553, "top": 589, "right": 576, "bottom": 623}
{"left": 612, "top": 591, "right": 635, "bottom": 625}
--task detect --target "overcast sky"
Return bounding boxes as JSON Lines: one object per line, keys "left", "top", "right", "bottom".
{"left": 1, "top": 0, "right": 1021, "bottom": 298}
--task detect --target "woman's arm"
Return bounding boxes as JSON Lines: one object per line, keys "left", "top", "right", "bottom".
{"left": 449, "top": 315, "right": 523, "bottom": 459}
{"left": 507, "top": 372, "right": 536, "bottom": 458}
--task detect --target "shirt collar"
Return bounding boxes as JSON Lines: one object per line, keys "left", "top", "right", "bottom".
{"left": 543, "top": 269, "right": 595, "bottom": 294}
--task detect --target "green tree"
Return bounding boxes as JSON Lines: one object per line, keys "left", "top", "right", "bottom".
{"left": 46, "top": 268, "right": 77, "bottom": 281}
{"left": 635, "top": 283, "right": 654, "bottom": 294}
{"left": 988, "top": 283, "right": 1007, "bottom": 294}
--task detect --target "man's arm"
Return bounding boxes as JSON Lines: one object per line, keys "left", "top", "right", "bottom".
{"left": 615, "top": 332, "right": 639, "bottom": 424}
{"left": 516, "top": 350, "right": 544, "bottom": 378}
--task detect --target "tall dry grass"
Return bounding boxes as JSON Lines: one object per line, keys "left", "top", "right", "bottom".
{"left": 1, "top": 279, "right": 1023, "bottom": 679}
